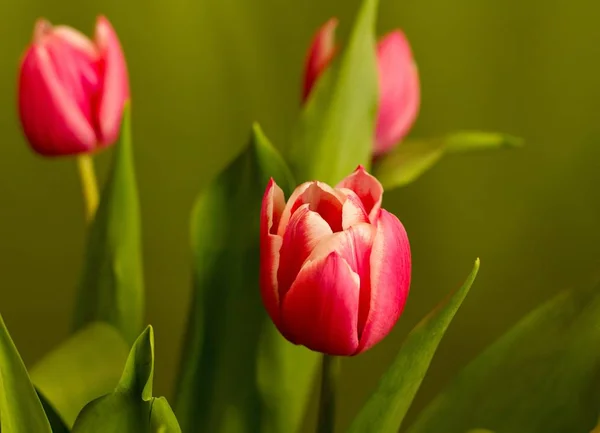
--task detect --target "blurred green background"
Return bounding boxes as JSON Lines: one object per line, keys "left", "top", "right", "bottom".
{"left": 1, "top": 0, "right": 600, "bottom": 430}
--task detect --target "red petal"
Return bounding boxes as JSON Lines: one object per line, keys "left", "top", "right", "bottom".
{"left": 260, "top": 179, "right": 286, "bottom": 326}
{"left": 46, "top": 24, "right": 101, "bottom": 126}
{"left": 277, "top": 182, "right": 312, "bottom": 237}
{"left": 95, "top": 16, "right": 130, "bottom": 147}
{"left": 356, "top": 210, "right": 411, "bottom": 354}
{"left": 277, "top": 204, "right": 333, "bottom": 298}
{"left": 18, "top": 44, "right": 97, "bottom": 156}
{"left": 374, "top": 31, "right": 420, "bottom": 155}
{"left": 337, "top": 166, "right": 383, "bottom": 222}
{"left": 281, "top": 252, "right": 360, "bottom": 355}
{"left": 339, "top": 189, "right": 369, "bottom": 229}
{"left": 302, "top": 18, "right": 338, "bottom": 102}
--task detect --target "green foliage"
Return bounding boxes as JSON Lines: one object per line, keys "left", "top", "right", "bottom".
{"left": 407, "top": 280, "right": 600, "bottom": 433}
{"left": 175, "top": 123, "right": 318, "bottom": 433}
{"left": 0, "top": 314, "right": 52, "bottom": 433}
{"left": 289, "top": 0, "right": 380, "bottom": 185}
{"left": 347, "top": 259, "right": 480, "bottom": 433}
{"left": 31, "top": 322, "right": 130, "bottom": 427}
{"left": 72, "top": 103, "right": 145, "bottom": 344}
{"left": 373, "top": 131, "right": 522, "bottom": 189}
{"left": 71, "top": 326, "right": 180, "bottom": 432}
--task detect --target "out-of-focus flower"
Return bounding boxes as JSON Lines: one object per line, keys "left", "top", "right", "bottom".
{"left": 18, "top": 16, "right": 129, "bottom": 156}
{"left": 302, "top": 19, "right": 420, "bottom": 156}
{"left": 260, "top": 166, "right": 411, "bottom": 356}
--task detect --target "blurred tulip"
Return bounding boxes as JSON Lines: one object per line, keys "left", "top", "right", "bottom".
{"left": 18, "top": 16, "right": 129, "bottom": 157}
{"left": 302, "top": 19, "right": 420, "bottom": 155}
{"left": 260, "top": 166, "right": 411, "bottom": 356}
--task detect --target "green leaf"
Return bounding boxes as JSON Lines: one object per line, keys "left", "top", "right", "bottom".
{"left": 347, "top": 259, "right": 480, "bottom": 433}
{"left": 289, "top": 0, "right": 380, "bottom": 185}
{"left": 407, "top": 279, "right": 600, "bottom": 433}
{"left": 31, "top": 322, "right": 130, "bottom": 427}
{"left": 257, "top": 322, "right": 321, "bottom": 433}
{"left": 373, "top": 131, "right": 522, "bottom": 189}
{"left": 72, "top": 103, "right": 144, "bottom": 344}
{"left": 0, "top": 314, "right": 52, "bottom": 433}
{"left": 72, "top": 326, "right": 181, "bottom": 433}
{"left": 175, "top": 124, "right": 320, "bottom": 433}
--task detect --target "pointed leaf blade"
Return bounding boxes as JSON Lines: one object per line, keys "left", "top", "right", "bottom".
{"left": 289, "top": 0, "right": 380, "bottom": 185}
{"left": 407, "top": 281, "right": 600, "bottom": 433}
{"left": 0, "top": 314, "right": 52, "bottom": 433}
{"left": 374, "top": 131, "right": 522, "bottom": 189}
{"left": 73, "top": 103, "right": 144, "bottom": 344}
{"left": 347, "top": 259, "right": 480, "bottom": 433}
{"left": 175, "top": 124, "right": 320, "bottom": 433}
{"left": 72, "top": 326, "right": 180, "bottom": 433}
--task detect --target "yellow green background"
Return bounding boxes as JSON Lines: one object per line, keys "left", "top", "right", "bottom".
{"left": 1, "top": 0, "right": 599, "bottom": 430}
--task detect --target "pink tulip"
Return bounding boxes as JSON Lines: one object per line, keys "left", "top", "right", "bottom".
{"left": 302, "top": 19, "right": 420, "bottom": 156}
{"left": 18, "top": 16, "right": 129, "bottom": 157}
{"left": 260, "top": 166, "right": 411, "bottom": 356}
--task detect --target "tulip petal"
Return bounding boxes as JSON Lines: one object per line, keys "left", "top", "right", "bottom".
{"left": 295, "top": 182, "right": 345, "bottom": 232}
{"left": 277, "top": 182, "right": 311, "bottom": 237}
{"left": 281, "top": 252, "right": 360, "bottom": 355}
{"left": 307, "top": 223, "right": 375, "bottom": 283}
{"left": 340, "top": 190, "right": 369, "bottom": 229}
{"left": 356, "top": 210, "right": 411, "bottom": 354}
{"left": 46, "top": 24, "right": 101, "bottom": 124}
{"left": 260, "top": 179, "right": 286, "bottom": 326}
{"left": 302, "top": 18, "right": 338, "bottom": 102}
{"left": 18, "top": 45, "right": 97, "bottom": 156}
{"left": 95, "top": 16, "right": 130, "bottom": 147}
{"left": 337, "top": 166, "right": 383, "bottom": 222}
{"left": 278, "top": 204, "right": 333, "bottom": 298}
{"left": 374, "top": 31, "right": 420, "bottom": 155}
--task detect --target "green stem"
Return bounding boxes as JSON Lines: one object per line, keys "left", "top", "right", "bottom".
{"left": 76, "top": 155, "right": 99, "bottom": 222}
{"left": 316, "top": 355, "right": 340, "bottom": 433}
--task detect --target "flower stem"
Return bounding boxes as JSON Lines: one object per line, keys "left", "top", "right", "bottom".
{"left": 76, "top": 155, "right": 99, "bottom": 222}
{"left": 316, "top": 355, "right": 340, "bottom": 433}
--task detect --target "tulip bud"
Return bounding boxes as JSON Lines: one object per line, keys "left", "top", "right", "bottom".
{"left": 18, "top": 16, "right": 129, "bottom": 157}
{"left": 302, "top": 20, "right": 420, "bottom": 156}
{"left": 260, "top": 166, "right": 411, "bottom": 356}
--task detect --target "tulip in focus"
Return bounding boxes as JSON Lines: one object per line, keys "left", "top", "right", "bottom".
{"left": 18, "top": 16, "right": 129, "bottom": 156}
{"left": 303, "top": 18, "right": 420, "bottom": 156}
{"left": 260, "top": 166, "right": 411, "bottom": 356}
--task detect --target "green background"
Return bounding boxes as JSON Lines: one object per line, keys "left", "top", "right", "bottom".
{"left": 1, "top": 0, "right": 600, "bottom": 430}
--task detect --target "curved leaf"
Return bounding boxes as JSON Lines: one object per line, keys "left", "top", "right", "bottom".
{"left": 407, "top": 280, "right": 600, "bottom": 433}
{"left": 289, "top": 0, "right": 380, "bottom": 185}
{"left": 0, "top": 314, "right": 52, "bottom": 433}
{"left": 31, "top": 322, "right": 129, "bottom": 427}
{"left": 72, "top": 103, "right": 145, "bottom": 344}
{"left": 373, "top": 131, "right": 522, "bottom": 190}
{"left": 72, "top": 326, "right": 180, "bottom": 433}
{"left": 347, "top": 259, "right": 480, "bottom": 433}
{"left": 175, "top": 123, "right": 320, "bottom": 433}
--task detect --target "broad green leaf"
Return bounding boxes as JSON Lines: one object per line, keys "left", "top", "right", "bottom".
{"left": 407, "top": 280, "right": 600, "bottom": 433}
{"left": 175, "top": 124, "right": 320, "bottom": 433}
{"left": 72, "top": 103, "right": 144, "bottom": 344}
{"left": 373, "top": 131, "right": 522, "bottom": 190}
{"left": 31, "top": 322, "right": 130, "bottom": 427}
{"left": 289, "top": 0, "right": 379, "bottom": 185}
{"left": 257, "top": 321, "right": 321, "bottom": 433}
{"left": 72, "top": 326, "right": 181, "bottom": 433}
{"left": 347, "top": 259, "right": 480, "bottom": 433}
{"left": 0, "top": 314, "right": 52, "bottom": 433}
